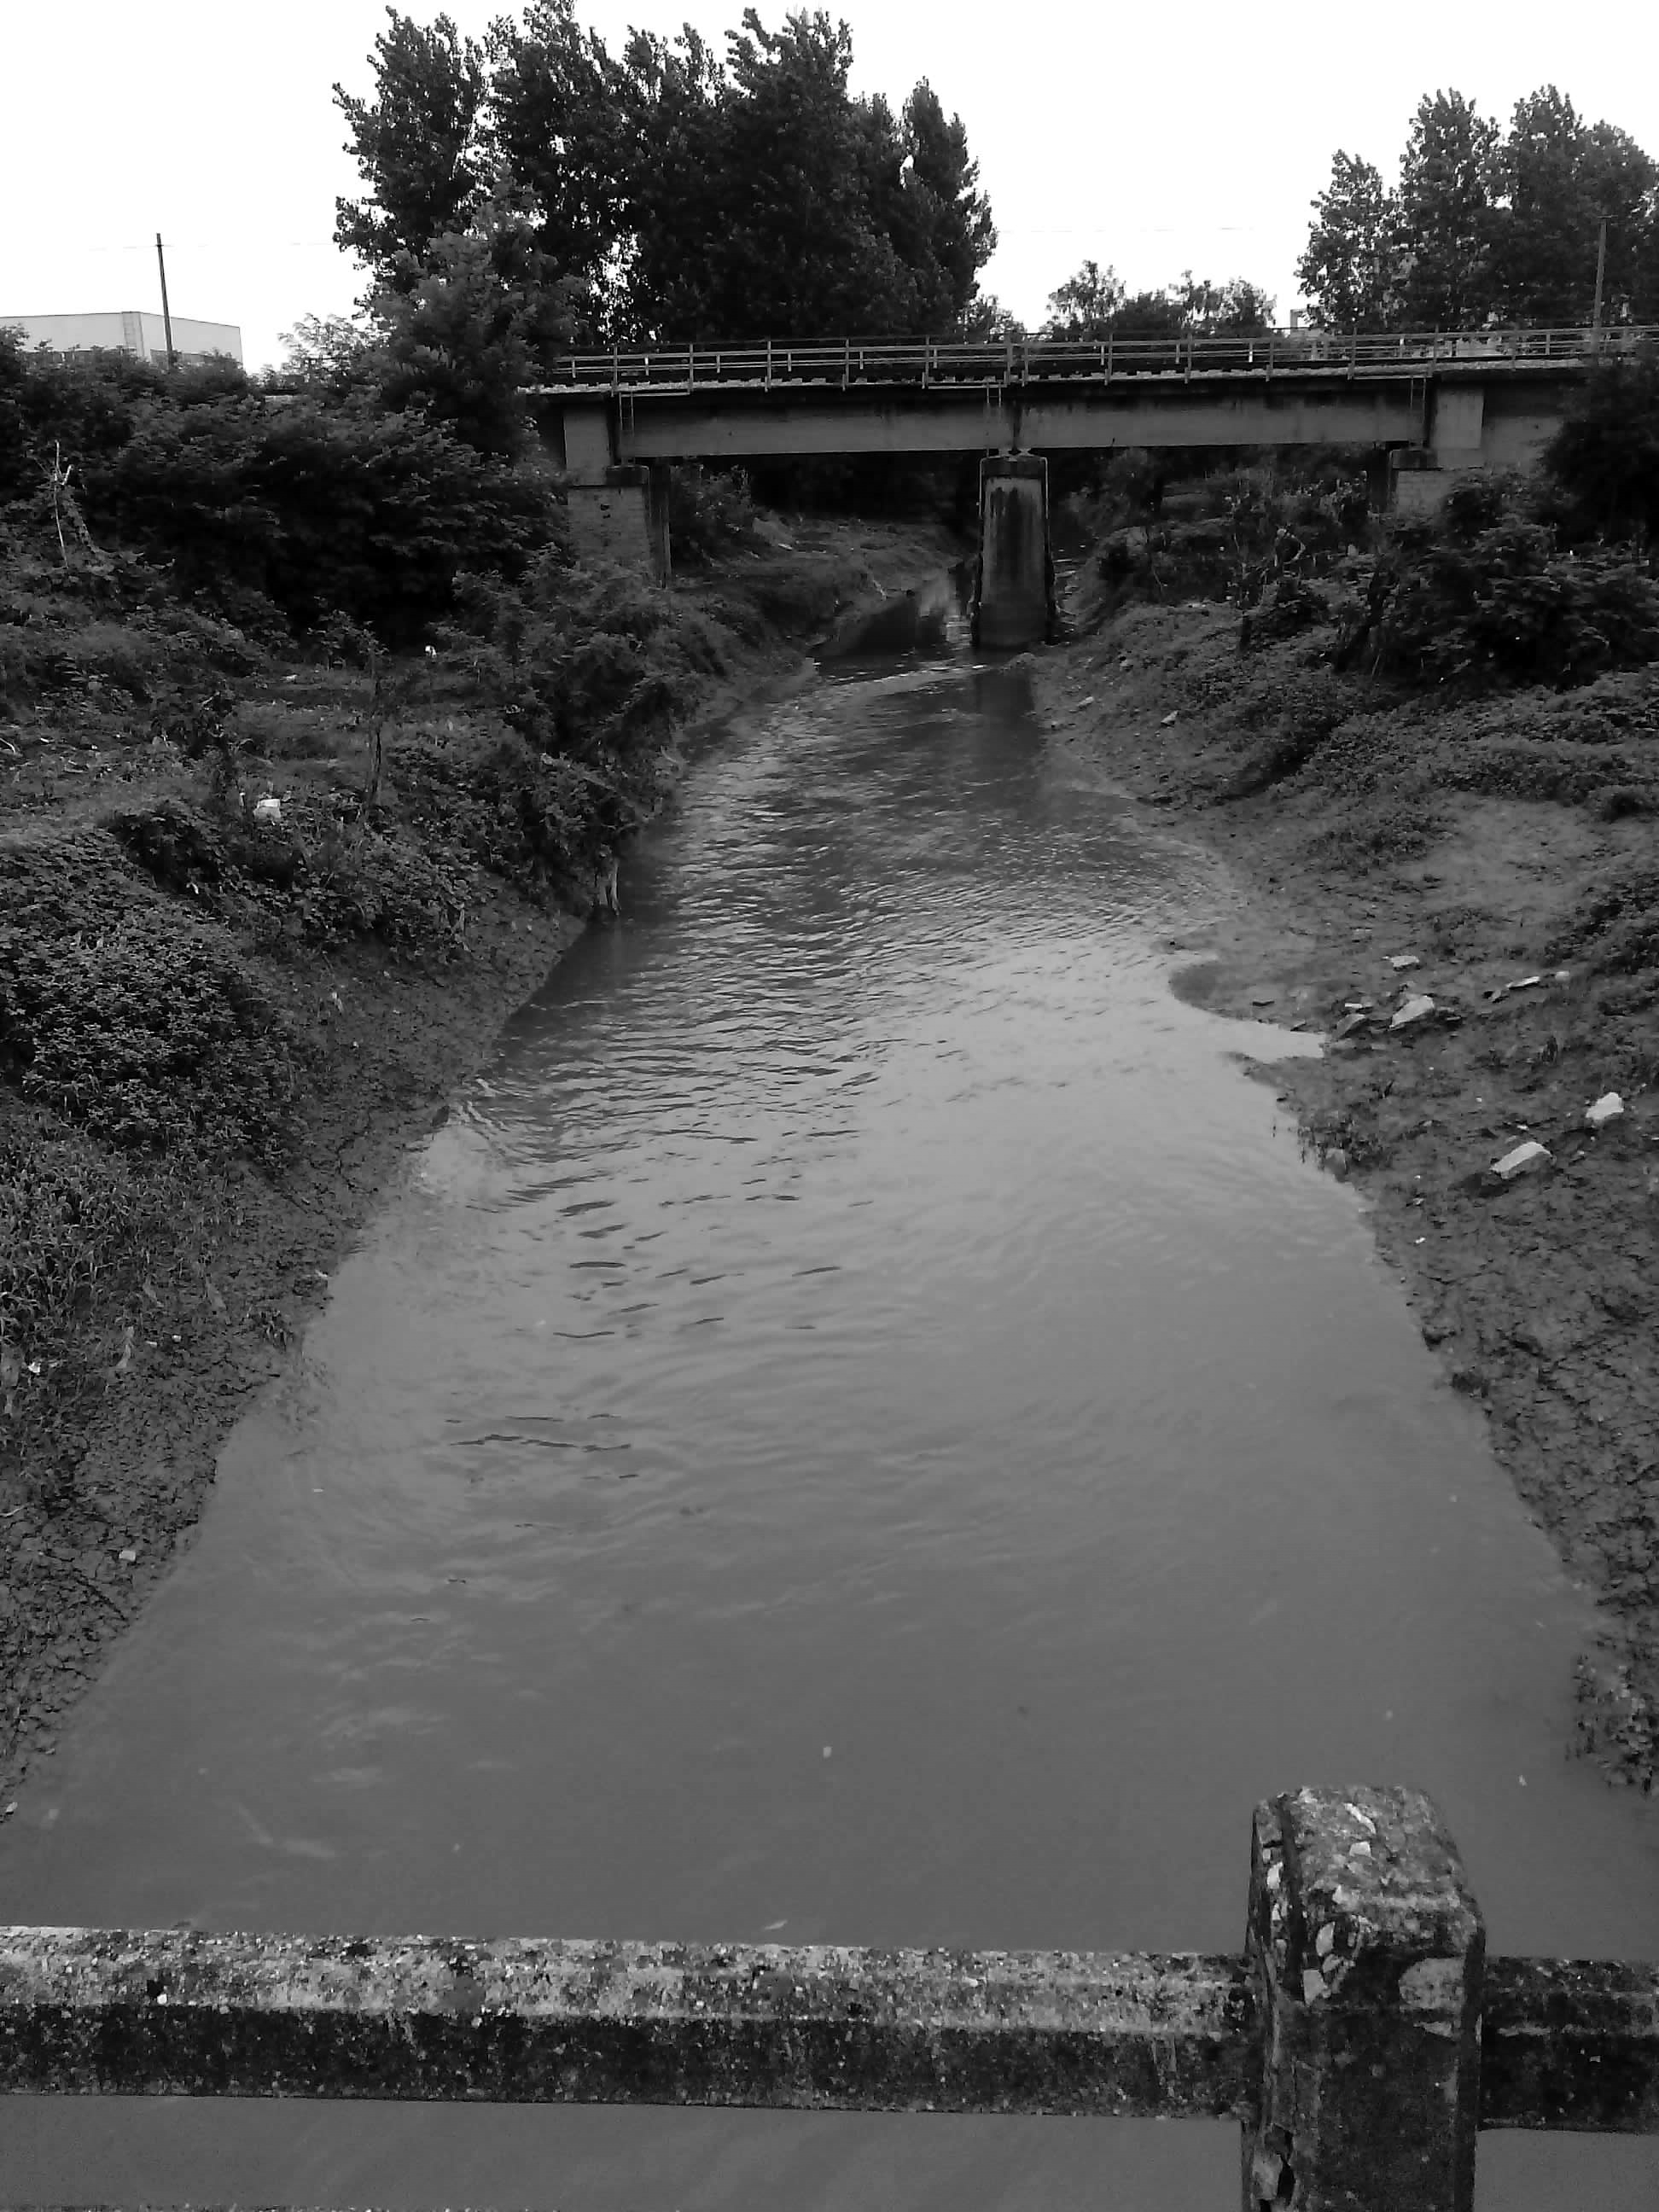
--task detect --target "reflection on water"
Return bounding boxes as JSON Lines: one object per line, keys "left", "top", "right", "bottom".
{"left": 5, "top": 631, "right": 1659, "bottom": 2209}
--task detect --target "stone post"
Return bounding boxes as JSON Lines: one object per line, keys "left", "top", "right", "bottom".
{"left": 1243, "top": 1786, "right": 1484, "bottom": 2211}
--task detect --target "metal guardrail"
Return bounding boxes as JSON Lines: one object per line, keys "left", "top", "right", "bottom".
{"left": 542, "top": 324, "right": 1658, "bottom": 396}
{"left": 4, "top": 1788, "right": 1658, "bottom": 2210}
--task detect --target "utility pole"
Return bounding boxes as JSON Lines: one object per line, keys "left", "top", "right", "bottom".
{"left": 154, "top": 232, "right": 178, "bottom": 369}
{"left": 1592, "top": 216, "right": 1609, "bottom": 338}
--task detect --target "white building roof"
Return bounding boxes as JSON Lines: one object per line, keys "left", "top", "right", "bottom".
{"left": 0, "top": 311, "right": 243, "bottom": 366}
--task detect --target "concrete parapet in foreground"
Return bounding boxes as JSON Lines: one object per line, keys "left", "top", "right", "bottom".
{"left": 3, "top": 1786, "right": 1658, "bottom": 2210}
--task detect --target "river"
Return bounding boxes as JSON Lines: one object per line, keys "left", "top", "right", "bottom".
{"left": 5, "top": 606, "right": 1659, "bottom": 2207}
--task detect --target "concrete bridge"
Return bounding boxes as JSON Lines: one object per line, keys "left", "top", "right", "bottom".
{"left": 541, "top": 326, "right": 1653, "bottom": 646}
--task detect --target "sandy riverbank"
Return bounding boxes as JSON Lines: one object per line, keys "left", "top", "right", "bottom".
{"left": 1029, "top": 591, "right": 1659, "bottom": 1788}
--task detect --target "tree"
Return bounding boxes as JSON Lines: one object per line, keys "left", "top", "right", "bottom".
{"left": 1173, "top": 274, "right": 1275, "bottom": 334}
{"left": 483, "top": 0, "right": 631, "bottom": 323}
{"left": 1544, "top": 344, "right": 1659, "bottom": 546}
{"left": 1299, "top": 90, "right": 1659, "bottom": 330}
{"left": 881, "top": 83, "right": 997, "bottom": 331}
{"left": 701, "top": 10, "right": 917, "bottom": 336}
{"left": 610, "top": 26, "right": 729, "bottom": 341}
{"left": 957, "top": 293, "right": 1022, "bottom": 341}
{"left": 333, "top": 3, "right": 999, "bottom": 346}
{"left": 1493, "top": 86, "right": 1593, "bottom": 322}
{"left": 273, "top": 314, "right": 376, "bottom": 393}
{"left": 1488, "top": 88, "right": 1655, "bottom": 323}
{"left": 1297, "top": 152, "right": 1399, "bottom": 329}
{"left": 1395, "top": 90, "right": 1501, "bottom": 327}
{"left": 1041, "top": 262, "right": 1271, "bottom": 341}
{"left": 371, "top": 181, "right": 583, "bottom": 456}
{"left": 1578, "top": 120, "right": 1659, "bottom": 322}
{"left": 1041, "top": 259, "right": 1125, "bottom": 340}
{"left": 335, "top": 10, "right": 489, "bottom": 283}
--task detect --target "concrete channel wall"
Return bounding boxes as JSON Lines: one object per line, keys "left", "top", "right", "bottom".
{"left": 3, "top": 1790, "right": 1658, "bottom": 2210}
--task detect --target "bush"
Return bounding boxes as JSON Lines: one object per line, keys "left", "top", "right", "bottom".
{"left": 0, "top": 905, "right": 298, "bottom": 1159}
{"left": 104, "top": 394, "right": 554, "bottom": 642}
{"left": 1375, "top": 498, "right": 1659, "bottom": 689}
{"left": 1, "top": 338, "right": 556, "bottom": 644}
{"left": 667, "top": 468, "right": 760, "bottom": 565}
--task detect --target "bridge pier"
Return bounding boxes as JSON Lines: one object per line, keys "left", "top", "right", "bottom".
{"left": 1386, "top": 383, "right": 1521, "bottom": 516}
{"left": 973, "top": 455, "right": 1054, "bottom": 650}
{"left": 565, "top": 466, "right": 672, "bottom": 583}
{"left": 556, "top": 402, "right": 672, "bottom": 585}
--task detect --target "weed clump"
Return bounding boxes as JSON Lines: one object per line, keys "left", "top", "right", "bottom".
{"left": 0, "top": 911, "right": 298, "bottom": 1159}
{"left": 0, "top": 1116, "right": 170, "bottom": 1382}
{"left": 1556, "top": 864, "right": 1659, "bottom": 975}
{"left": 1221, "top": 669, "right": 1356, "bottom": 795}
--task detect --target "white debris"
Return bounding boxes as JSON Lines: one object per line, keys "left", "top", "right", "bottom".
{"left": 1585, "top": 1091, "right": 1626, "bottom": 1130}
{"left": 252, "top": 795, "right": 283, "bottom": 828}
{"left": 1493, "top": 1139, "right": 1552, "bottom": 1181}
{"left": 1160, "top": 710, "right": 1179, "bottom": 727}
{"left": 1389, "top": 994, "right": 1436, "bottom": 1031}
{"left": 1387, "top": 953, "right": 1420, "bottom": 971}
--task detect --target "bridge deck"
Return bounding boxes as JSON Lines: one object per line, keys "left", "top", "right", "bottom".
{"left": 540, "top": 324, "right": 1655, "bottom": 398}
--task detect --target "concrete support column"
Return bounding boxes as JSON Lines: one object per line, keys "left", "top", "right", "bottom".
{"left": 647, "top": 461, "right": 673, "bottom": 585}
{"left": 1243, "top": 1786, "right": 1484, "bottom": 2212}
{"left": 566, "top": 465, "right": 671, "bottom": 585}
{"left": 973, "top": 454, "right": 1052, "bottom": 650}
{"left": 1387, "top": 381, "right": 1492, "bottom": 514}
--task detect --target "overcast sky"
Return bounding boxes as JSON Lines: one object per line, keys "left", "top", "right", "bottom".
{"left": 5, "top": 0, "right": 1656, "bottom": 370}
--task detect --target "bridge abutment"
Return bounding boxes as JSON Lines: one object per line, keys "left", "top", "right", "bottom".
{"left": 973, "top": 455, "right": 1053, "bottom": 650}
{"left": 566, "top": 465, "right": 672, "bottom": 583}
{"left": 556, "top": 403, "right": 672, "bottom": 585}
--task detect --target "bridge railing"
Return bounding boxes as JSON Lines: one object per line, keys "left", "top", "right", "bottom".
{"left": 543, "top": 324, "right": 1658, "bottom": 395}
{"left": 4, "top": 1787, "right": 1658, "bottom": 2210}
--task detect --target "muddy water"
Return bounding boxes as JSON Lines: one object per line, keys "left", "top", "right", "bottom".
{"left": 7, "top": 626, "right": 1659, "bottom": 2209}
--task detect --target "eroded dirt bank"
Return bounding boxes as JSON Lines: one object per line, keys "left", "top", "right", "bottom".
{"left": 1030, "top": 594, "right": 1659, "bottom": 1787}
{"left": 0, "top": 516, "right": 963, "bottom": 1805}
